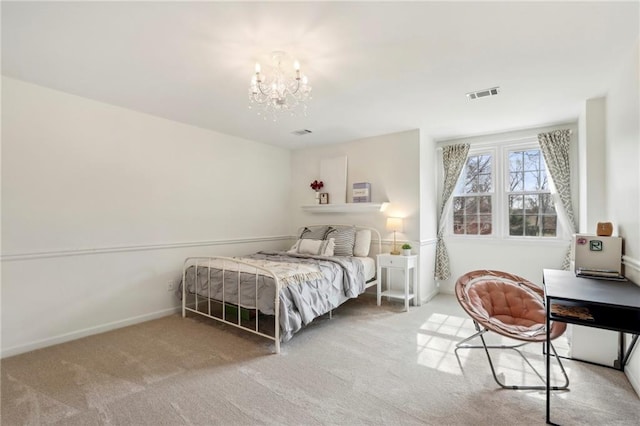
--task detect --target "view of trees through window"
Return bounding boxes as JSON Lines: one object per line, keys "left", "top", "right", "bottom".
{"left": 507, "top": 149, "right": 557, "bottom": 237}
{"left": 452, "top": 148, "right": 558, "bottom": 237}
{"left": 453, "top": 154, "right": 492, "bottom": 235}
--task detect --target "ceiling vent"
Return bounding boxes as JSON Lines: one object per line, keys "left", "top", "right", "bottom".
{"left": 466, "top": 87, "right": 500, "bottom": 100}
{"left": 292, "top": 129, "right": 312, "bottom": 136}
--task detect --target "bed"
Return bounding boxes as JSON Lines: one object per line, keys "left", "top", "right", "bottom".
{"left": 181, "top": 225, "right": 381, "bottom": 353}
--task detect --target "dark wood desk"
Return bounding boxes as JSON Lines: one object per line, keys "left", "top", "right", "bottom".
{"left": 543, "top": 269, "right": 640, "bottom": 425}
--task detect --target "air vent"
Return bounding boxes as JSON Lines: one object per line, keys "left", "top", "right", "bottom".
{"left": 292, "top": 129, "right": 312, "bottom": 136}
{"left": 466, "top": 87, "right": 500, "bottom": 100}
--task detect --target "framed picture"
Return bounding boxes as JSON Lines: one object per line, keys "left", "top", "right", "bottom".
{"left": 319, "top": 193, "right": 329, "bottom": 204}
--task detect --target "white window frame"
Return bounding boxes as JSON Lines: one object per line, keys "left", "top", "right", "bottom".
{"left": 449, "top": 148, "right": 496, "bottom": 238}
{"left": 446, "top": 138, "right": 565, "bottom": 242}
{"left": 501, "top": 141, "right": 561, "bottom": 241}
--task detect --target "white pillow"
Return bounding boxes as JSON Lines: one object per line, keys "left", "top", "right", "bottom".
{"left": 353, "top": 229, "right": 371, "bottom": 257}
{"left": 288, "top": 238, "right": 335, "bottom": 256}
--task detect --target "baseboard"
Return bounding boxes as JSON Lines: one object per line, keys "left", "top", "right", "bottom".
{"left": 422, "top": 288, "right": 440, "bottom": 304}
{"left": 1, "top": 306, "right": 181, "bottom": 359}
{"left": 626, "top": 364, "right": 640, "bottom": 398}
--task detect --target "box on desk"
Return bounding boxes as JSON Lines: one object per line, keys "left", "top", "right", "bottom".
{"left": 352, "top": 182, "right": 371, "bottom": 203}
{"left": 572, "top": 234, "right": 624, "bottom": 280}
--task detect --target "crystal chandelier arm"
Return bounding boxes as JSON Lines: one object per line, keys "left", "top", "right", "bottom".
{"left": 288, "top": 78, "right": 301, "bottom": 96}
{"left": 256, "top": 79, "right": 271, "bottom": 96}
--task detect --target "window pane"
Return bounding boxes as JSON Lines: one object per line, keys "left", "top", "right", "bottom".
{"left": 539, "top": 172, "right": 548, "bottom": 190}
{"left": 464, "top": 197, "right": 477, "bottom": 215}
{"left": 523, "top": 150, "right": 540, "bottom": 171}
{"left": 524, "top": 171, "right": 542, "bottom": 191}
{"left": 479, "top": 215, "right": 492, "bottom": 235}
{"left": 479, "top": 196, "right": 491, "bottom": 213}
{"left": 509, "top": 152, "right": 522, "bottom": 173}
{"left": 509, "top": 214, "right": 523, "bottom": 236}
{"left": 466, "top": 216, "right": 478, "bottom": 234}
{"left": 461, "top": 154, "right": 492, "bottom": 194}
{"left": 509, "top": 194, "right": 524, "bottom": 236}
{"left": 524, "top": 194, "right": 539, "bottom": 214}
{"left": 509, "top": 172, "right": 523, "bottom": 191}
{"left": 463, "top": 176, "right": 475, "bottom": 194}
{"left": 453, "top": 215, "right": 464, "bottom": 234}
{"left": 477, "top": 173, "right": 492, "bottom": 192}
{"left": 525, "top": 215, "right": 540, "bottom": 236}
{"left": 478, "top": 155, "right": 492, "bottom": 175}
{"left": 453, "top": 197, "right": 464, "bottom": 214}
{"left": 542, "top": 216, "right": 557, "bottom": 236}
{"left": 452, "top": 194, "right": 492, "bottom": 236}
{"left": 540, "top": 193, "right": 555, "bottom": 213}
{"left": 509, "top": 194, "right": 523, "bottom": 211}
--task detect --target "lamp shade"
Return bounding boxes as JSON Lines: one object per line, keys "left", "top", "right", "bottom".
{"left": 386, "top": 217, "right": 403, "bottom": 232}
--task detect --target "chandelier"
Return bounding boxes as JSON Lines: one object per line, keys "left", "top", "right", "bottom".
{"left": 249, "top": 51, "right": 312, "bottom": 120}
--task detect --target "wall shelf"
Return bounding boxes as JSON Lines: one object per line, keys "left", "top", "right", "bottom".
{"left": 301, "top": 202, "right": 388, "bottom": 213}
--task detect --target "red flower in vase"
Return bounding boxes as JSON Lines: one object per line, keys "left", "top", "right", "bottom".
{"left": 310, "top": 180, "right": 324, "bottom": 191}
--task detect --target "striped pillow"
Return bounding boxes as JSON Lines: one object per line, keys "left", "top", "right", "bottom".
{"left": 288, "top": 238, "right": 335, "bottom": 256}
{"left": 324, "top": 226, "right": 356, "bottom": 256}
{"left": 299, "top": 226, "right": 328, "bottom": 240}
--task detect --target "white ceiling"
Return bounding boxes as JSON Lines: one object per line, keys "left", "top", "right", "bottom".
{"left": 2, "top": 1, "right": 638, "bottom": 149}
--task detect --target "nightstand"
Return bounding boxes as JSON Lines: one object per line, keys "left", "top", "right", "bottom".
{"left": 376, "top": 253, "right": 419, "bottom": 311}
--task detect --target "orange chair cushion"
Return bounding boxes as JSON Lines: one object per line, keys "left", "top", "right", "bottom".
{"left": 456, "top": 270, "right": 566, "bottom": 342}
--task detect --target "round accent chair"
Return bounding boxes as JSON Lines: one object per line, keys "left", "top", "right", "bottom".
{"left": 454, "top": 270, "right": 569, "bottom": 390}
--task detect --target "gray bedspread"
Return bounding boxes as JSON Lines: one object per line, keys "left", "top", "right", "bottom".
{"left": 182, "top": 251, "right": 366, "bottom": 342}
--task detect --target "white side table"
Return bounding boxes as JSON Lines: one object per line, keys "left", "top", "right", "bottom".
{"left": 376, "top": 253, "right": 419, "bottom": 311}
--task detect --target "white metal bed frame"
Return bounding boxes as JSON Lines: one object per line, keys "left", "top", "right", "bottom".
{"left": 181, "top": 225, "right": 382, "bottom": 354}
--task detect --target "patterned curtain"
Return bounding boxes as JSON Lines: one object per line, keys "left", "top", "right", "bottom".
{"left": 435, "top": 143, "right": 470, "bottom": 281}
{"left": 538, "top": 129, "right": 576, "bottom": 269}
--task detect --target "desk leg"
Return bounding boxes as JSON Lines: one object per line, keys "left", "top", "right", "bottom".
{"left": 546, "top": 300, "right": 551, "bottom": 424}
{"left": 615, "top": 332, "right": 625, "bottom": 370}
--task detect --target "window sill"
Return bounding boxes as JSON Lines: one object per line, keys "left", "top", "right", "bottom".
{"left": 444, "top": 235, "right": 570, "bottom": 247}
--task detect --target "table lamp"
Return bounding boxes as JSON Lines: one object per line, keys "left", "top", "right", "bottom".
{"left": 386, "top": 217, "right": 403, "bottom": 255}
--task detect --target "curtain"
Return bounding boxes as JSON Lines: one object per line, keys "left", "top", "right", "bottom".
{"left": 435, "top": 143, "right": 470, "bottom": 281}
{"left": 538, "top": 129, "right": 575, "bottom": 269}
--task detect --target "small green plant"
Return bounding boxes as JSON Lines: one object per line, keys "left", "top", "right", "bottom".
{"left": 401, "top": 243, "right": 412, "bottom": 250}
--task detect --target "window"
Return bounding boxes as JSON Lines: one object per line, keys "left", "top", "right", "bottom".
{"left": 507, "top": 149, "right": 557, "bottom": 237}
{"left": 449, "top": 142, "right": 559, "bottom": 239}
{"left": 452, "top": 153, "right": 493, "bottom": 235}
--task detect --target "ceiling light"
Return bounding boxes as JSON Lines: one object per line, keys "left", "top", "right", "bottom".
{"left": 249, "top": 51, "right": 312, "bottom": 121}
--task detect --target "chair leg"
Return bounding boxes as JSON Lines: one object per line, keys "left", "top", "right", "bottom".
{"left": 455, "top": 323, "right": 569, "bottom": 390}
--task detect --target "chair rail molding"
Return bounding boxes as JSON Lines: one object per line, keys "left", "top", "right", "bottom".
{"left": 0, "top": 235, "right": 291, "bottom": 262}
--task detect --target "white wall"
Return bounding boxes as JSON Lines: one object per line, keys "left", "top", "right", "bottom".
{"left": 1, "top": 77, "right": 292, "bottom": 357}
{"left": 290, "top": 130, "right": 420, "bottom": 237}
{"left": 602, "top": 38, "right": 640, "bottom": 395}
{"left": 437, "top": 123, "right": 578, "bottom": 293}
{"left": 289, "top": 130, "right": 438, "bottom": 301}
{"left": 578, "top": 97, "right": 607, "bottom": 234}
{"left": 419, "top": 132, "right": 438, "bottom": 299}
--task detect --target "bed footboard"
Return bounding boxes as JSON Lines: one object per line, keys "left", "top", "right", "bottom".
{"left": 181, "top": 256, "right": 281, "bottom": 354}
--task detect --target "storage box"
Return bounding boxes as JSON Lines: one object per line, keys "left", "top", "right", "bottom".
{"left": 224, "top": 304, "right": 254, "bottom": 321}
{"left": 352, "top": 182, "right": 371, "bottom": 203}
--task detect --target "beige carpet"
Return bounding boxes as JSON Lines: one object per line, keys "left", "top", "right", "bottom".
{"left": 2, "top": 294, "right": 639, "bottom": 425}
